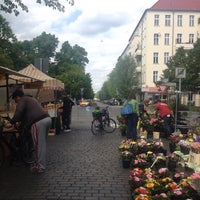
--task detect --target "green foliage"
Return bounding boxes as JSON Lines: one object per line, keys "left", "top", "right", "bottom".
{"left": 0, "top": 15, "right": 93, "bottom": 100}
{"left": 99, "top": 55, "right": 139, "bottom": 100}
{"left": 0, "top": 0, "right": 74, "bottom": 16}
{"left": 0, "top": 15, "right": 17, "bottom": 68}
{"left": 163, "top": 39, "right": 200, "bottom": 93}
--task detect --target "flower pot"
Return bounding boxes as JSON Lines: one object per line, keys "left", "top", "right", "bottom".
{"left": 180, "top": 145, "right": 190, "bottom": 155}
{"left": 122, "top": 158, "right": 131, "bottom": 168}
{"left": 169, "top": 142, "right": 176, "bottom": 153}
{"left": 120, "top": 129, "right": 126, "bottom": 137}
{"left": 168, "top": 160, "right": 177, "bottom": 172}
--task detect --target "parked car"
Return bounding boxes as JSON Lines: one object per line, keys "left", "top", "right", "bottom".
{"left": 79, "top": 99, "right": 93, "bottom": 107}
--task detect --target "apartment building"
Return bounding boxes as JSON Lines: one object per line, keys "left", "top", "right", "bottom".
{"left": 120, "top": 0, "right": 200, "bottom": 94}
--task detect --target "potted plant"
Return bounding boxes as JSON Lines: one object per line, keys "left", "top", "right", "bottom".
{"left": 167, "top": 153, "right": 178, "bottom": 172}
{"left": 117, "top": 115, "right": 127, "bottom": 136}
{"left": 121, "top": 150, "right": 132, "bottom": 168}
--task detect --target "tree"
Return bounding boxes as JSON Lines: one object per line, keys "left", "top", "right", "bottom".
{"left": 0, "top": 0, "right": 74, "bottom": 16}
{"left": 99, "top": 55, "right": 138, "bottom": 100}
{"left": 31, "top": 32, "right": 59, "bottom": 58}
{"left": 183, "top": 39, "right": 200, "bottom": 92}
{"left": 54, "top": 41, "right": 89, "bottom": 73}
{"left": 0, "top": 14, "right": 17, "bottom": 68}
{"left": 162, "top": 39, "right": 200, "bottom": 92}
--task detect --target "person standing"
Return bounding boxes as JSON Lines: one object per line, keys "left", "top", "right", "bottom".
{"left": 125, "top": 92, "right": 139, "bottom": 141}
{"left": 155, "top": 99, "right": 172, "bottom": 138}
{"left": 6, "top": 89, "right": 52, "bottom": 173}
{"left": 61, "top": 93, "right": 75, "bottom": 132}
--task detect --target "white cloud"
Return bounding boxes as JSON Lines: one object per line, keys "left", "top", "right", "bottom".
{"left": 2, "top": 0, "right": 158, "bottom": 92}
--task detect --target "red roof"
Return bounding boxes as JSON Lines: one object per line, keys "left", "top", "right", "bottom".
{"left": 150, "top": 0, "right": 200, "bottom": 11}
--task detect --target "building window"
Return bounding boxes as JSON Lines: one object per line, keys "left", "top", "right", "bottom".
{"left": 177, "top": 15, "right": 182, "bottom": 26}
{"left": 189, "top": 15, "right": 194, "bottom": 26}
{"left": 176, "top": 34, "right": 182, "bottom": 44}
{"left": 153, "top": 52, "right": 159, "bottom": 64}
{"left": 154, "top": 15, "right": 159, "bottom": 26}
{"left": 165, "top": 15, "right": 171, "bottom": 26}
{"left": 154, "top": 33, "right": 159, "bottom": 45}
{"left": 153, "top": 71, "right": 158, "bottom": 82}
{"left": 189, "top": 34, "right": 194, "bottom": 43}
{"left": 164, "top": 33, "right": 170, "bottom": 45}
{"left": 164, "top": 52, "right": 170, "bottom": 64}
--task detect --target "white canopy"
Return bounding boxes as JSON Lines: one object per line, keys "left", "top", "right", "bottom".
{"left": 10, "top": 64, "right": 64, "bottom": 90}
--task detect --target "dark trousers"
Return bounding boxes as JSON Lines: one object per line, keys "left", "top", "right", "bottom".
{"left": 126, "top": 113, "right": 138, "bottom": 141}
{"left": 62, "top": 113, "right": 71, "bottom": 130}
{"left": 163, "top": 115, "right": 171, "bottom": 138}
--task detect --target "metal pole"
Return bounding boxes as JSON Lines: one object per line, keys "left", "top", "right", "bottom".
{"left": 174, "top": 91, "right": 178, "bottom": 132}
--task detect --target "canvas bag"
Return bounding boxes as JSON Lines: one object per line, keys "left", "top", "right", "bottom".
{"left": 120, "top": 103, "right": 133, "bottom": 115}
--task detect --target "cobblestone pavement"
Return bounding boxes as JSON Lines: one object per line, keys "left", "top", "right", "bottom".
{"left": 0, "top": 104, "right": 131, "bottom": 200}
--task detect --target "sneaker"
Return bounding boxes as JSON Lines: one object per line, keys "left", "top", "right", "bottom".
{"left": 64, "top": 129, "right": 71, "bottom": 132}
{"left": 30, "top": 165, "right": 45, "bottom": 174}
{"left": 30, "top": 165, "right": 38, "bottom": 173}
{"left": 37, "top": 168, "right": 45, "bottom": 173}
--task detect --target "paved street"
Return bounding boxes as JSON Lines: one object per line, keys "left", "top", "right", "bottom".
{"left": 0, "top": 104, "right": 131, "bottom": 200}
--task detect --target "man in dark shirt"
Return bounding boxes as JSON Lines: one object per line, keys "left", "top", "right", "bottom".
{"left": 61, "top": 93, "right": 75, "bottom": 132}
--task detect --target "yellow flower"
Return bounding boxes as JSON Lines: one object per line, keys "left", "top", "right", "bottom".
{"left": 179, "top": 133, "right": 183, "bottom": 138}
{"left": 162, "top": 177, "right": 172, "bottom": 182}
{"left": 146, "top": 182, "right": 154, "bottom": 188}
{"left": 147, "top": 151, "right": 153, "bottom": 155}
{"left": 188, "top": 138, "right": 194, "bottom": 142}
{"left": 131, "top": 141, "right": 137, "bottom": 145}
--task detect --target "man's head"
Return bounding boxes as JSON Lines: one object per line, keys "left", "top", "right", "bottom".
{"left": 12, "top": 89, "right": 24, "bottom": 103}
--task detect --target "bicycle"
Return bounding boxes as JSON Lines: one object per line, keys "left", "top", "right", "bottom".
{"left": 91, "top": 106, "right": 117, "bottom": 135}
{"left": 0, "top": 115, "right": 35, "bottom": 167}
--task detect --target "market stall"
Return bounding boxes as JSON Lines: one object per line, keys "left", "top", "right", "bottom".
{"left": 0, "top": 65, "right": 43, "bottom": 111}
{"left": 10, "top": 64, "right": 65, "bottom": 134}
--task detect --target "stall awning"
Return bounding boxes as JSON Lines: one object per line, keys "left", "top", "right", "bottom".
{"left": 0, "top": 65, "right": 44, "bottom": 110}
{"left": 0, "top": 66, "right": 43, "bottom": 82}
{"left": 10, "top": 64, "right": 64, "bottom": 90}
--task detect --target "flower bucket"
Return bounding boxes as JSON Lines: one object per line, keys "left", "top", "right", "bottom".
{"left": 180, "top": 145, "right": 190, "bottom": 155}
{"left": 122, "top": 158, "right": 131, "bottom": 168}
{"left": 168, "top": 160, "right": 177, "bottom": 172}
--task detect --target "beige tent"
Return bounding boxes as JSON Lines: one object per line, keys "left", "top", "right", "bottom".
{"left": 0, "top": 65, "right": 43, "bottom": 110}
{"left": 10, "top": 64, "right": 64, "bottom": 90}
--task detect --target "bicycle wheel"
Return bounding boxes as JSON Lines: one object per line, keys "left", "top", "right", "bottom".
{"left": 103, "top": 118, "right": 117, "bottom": 133}
{"left": 0, "top": 143, "right": 5, "bottom": 167}
{"left": 91, "top": 119, "right": 103, "bottom": 135}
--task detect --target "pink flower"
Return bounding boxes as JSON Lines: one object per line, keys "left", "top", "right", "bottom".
{"left": 150, "top": 118, "right": 158, "bottom": 124}
{"left": 158, "top": 168, "right": 168, "bottom": 174}
{"left": 191, "top": 172, "right": 200, "bottom": 180}
{"left": 174, "top": 173, "right": 180, "bottom": 178}
{"left": 160, "top": 193, "right": 168, "bottom": 198}
{"left": 174, "top": 189, "right": 183, "bottom": 195}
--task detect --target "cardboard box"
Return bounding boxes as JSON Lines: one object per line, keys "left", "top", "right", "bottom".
{"left": 188, "top": 151, "right": 200, "bottom": 165}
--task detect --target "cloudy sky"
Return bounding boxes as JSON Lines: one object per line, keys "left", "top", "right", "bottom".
{"left": 2, "top": 0, "right": 158, "bottom": 92}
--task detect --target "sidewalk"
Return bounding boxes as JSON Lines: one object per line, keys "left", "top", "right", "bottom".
{"left": 0, "top": 105, "right": 131, "bottom": 200}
